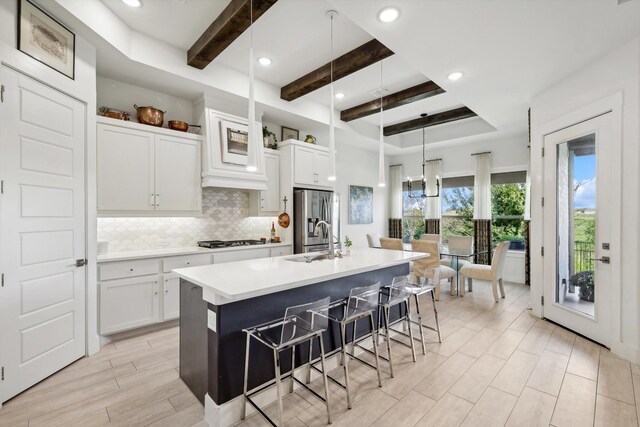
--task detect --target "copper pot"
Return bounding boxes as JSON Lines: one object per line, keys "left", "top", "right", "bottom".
{"left": 134, "top": 104, "right": 165, "bottom": 127}
{"left": 168, "top": 120, "right": 189, "bottom": 132}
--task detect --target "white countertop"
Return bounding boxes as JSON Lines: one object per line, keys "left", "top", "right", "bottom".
{"left": 97, "top": 243, "right": 292, "bottom": 262}
{"left": 173, "top": 248, "right": 428, "bottom": 305}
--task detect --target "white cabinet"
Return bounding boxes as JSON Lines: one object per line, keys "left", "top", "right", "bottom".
{"left": 250, "top": 151, "right": 280, "bottom": 216}
{"left": 314, "top": 151, "right": 332, "bottom": 188}
{"left": 287, "top": 142, "right": 333, "bottom": 189}
{"left": 213, "top": 247, "right": 271, "bottom": 264}
{"left": 162, "top": 273, "right": 180, "bottom": 320}
{"left": 270, "top": 245, "right": 292, "bottom": 257}
{"left": 97, "top": 118, "right": 202, "bottom": 216}
{"left": 100, "top": 276, "right": 160, "bottom": 334}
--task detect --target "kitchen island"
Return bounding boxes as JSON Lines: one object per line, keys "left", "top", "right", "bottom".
{"left": 173, "top": 247, "right": 428, "bottom": 426}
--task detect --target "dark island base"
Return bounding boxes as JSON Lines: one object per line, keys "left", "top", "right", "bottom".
{"left": 180, "top": 263, "right": 409, "bottom": 406}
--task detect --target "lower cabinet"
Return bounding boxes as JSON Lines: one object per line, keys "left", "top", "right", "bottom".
{"left": 162, "top": 273, "right": 180, "bottom": 321}
{"left": 100, "top": 276, "right": 160, "bottom": 335}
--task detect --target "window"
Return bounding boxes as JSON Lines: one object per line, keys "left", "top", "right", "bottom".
{"left": 402, "top": 183, "right": 425, "bottom": 243}
{"left": 441, "top": 176, "right": 474, "bottom": 243}
{"left": 491, "top": 171, "right": 527, "bottom": 250}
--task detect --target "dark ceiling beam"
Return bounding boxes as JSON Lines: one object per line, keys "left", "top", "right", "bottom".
{"left": 187, "top": 0, "right": 278, "bottom": 69}
{"left": 383, "top": 107, "right": 478, "bottom": 136}
{"left": 340, "top": 81, "right": 445, "bottom": 122}
{"left": 280, "top": 39, "right": 394, "bottom": 101}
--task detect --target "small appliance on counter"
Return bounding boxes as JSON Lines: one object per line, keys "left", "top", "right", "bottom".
{"left": 197, "top": 239, "right": 266, "bottom": 249}
{"left": 293, "top": 189, "right": 340, "bottom": 254}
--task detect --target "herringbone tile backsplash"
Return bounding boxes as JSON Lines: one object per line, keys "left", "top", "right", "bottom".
{"left": 97, "top": 188, "right": 277, "bottom": 251}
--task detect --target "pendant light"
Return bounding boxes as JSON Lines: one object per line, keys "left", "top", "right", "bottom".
{"left": 327, "top": 10, "right": 337, "bottom": 181}
{"left": 407, "top": 114, "right": 440, "bottom": 198}
{"left": 378, "top": 60, "right": 386, "bottom": 187}
{"left": 246, "top": 0, "right": 258, "bottom": 172}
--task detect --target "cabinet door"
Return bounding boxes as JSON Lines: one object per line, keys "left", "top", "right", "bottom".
{"left": 97, "top": 124, "right": 154, "bottom": 212}
{"left": 262, "top": 154, "right": 280, "bottom": 213}
{"left": 293, "top": 146, "right": 317, "bottom": 186}
{"left": 154, "top": 135, "right": 201, "bottom": 212}
{"left": 99, "top": 276, "right": 160, "bottom": 334}
{"left": 163, "top": 275, "right": 180, "bottom": 320}
{"left": 270, "top": 246, "right": 292, "bottom": 257}
{"left": 314, "top": 151, "right": 333, "bottom": 187}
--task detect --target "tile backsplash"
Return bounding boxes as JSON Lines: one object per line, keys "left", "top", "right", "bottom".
{"left": 97, "top": 188, "right": 277, "bottom": 252}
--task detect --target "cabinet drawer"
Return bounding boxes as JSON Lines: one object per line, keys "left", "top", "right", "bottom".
{"left": 213, "top": 248, "right": 271, "bottom": 264}
{"left": 99, "top": 259, "right": 161, "bottom": 281}
{"left": 163, "top": 254, "right": 212, "bottom": 272}
{"left": 270, "top": 246, "right": 292, "bottom": 257}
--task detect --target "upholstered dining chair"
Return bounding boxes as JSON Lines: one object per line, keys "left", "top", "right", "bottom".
{"left": 411, "top": 239, "right": 456, "bottom": 300}
{"left": 419, "top": 233, "right": 440, "bottom": 242}
{"left": 366, "top": 233, "right": 382, "bottom": 248}
{"left": 441, "top": 235, "right": 473, "bottom": 271}
{"left": 458, "top": 241, "right": 510, "bottom": 302}
{"left": 379, "top": 237, "right": 404, "bottom": 251}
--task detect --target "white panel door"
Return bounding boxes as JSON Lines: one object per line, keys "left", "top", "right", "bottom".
{"left": 262, "top": 153, "right": 280, "bottom": 213}
{"left": 0, "top": 66, "right": 86, "bottom": 402}
{"left": 154, "top": 135, "right": 201, "bottom": 213}
{"left": 97, "top": 124, "right": 154, "bottom": 212}
{"left": 293, "top": 146, "right": 316, "bottom": 186}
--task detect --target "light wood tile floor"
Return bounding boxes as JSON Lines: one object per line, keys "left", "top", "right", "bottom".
{"left": 1, "top": 281, "right": 639, "bottom": 427}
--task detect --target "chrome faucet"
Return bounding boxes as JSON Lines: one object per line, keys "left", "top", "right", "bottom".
{"left": 314, "top": 220, "right": 334, "bottom": 259}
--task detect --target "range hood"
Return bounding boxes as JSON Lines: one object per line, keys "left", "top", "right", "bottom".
{"left": 196, "top": 102, "right": 268, "bottom": 191}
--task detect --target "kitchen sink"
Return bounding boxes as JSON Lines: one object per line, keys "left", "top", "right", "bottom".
{"left": 285, "top": 253, "right": 329, "bottom": 263}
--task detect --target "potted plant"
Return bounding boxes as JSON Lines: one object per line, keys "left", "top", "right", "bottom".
{"left": 569, "top": 270, "right": 595, "bottom": 302}
{"left": 344, "top": 235, "right": 353, "bottom": 256}
{"left": 262, "top": 125, "right": 277, "bottom": 148}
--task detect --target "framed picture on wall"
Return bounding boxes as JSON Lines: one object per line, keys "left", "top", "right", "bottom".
{"left": 349, "top": 185, "right": 373, "bottom": 224}
{"left": 281, "top": 126, "right": 299, "bottom": 141}
{"left": 220, "top": 119, "right": 248, "bottom": 166}
{"left": 18, "top": 0, "right": 75, "bottom": 79}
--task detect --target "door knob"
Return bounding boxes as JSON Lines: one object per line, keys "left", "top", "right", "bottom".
{"left": 591, "top": 256, "right": 610, "bottom": 264}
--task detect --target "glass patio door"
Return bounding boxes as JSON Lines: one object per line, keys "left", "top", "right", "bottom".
{"left": 542, "top": 113, "right": 613, "bottom": 347}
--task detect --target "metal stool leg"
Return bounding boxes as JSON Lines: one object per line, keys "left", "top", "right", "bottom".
{"left": 317, "top": 335, "right": 332, "bottom": 424}
{"left": 414, "top": 294, "right": 427, "bottom": 355}
{"left": 273, "top": 349, "right": 284, "bottom": 426}
{"left": 369, "top": 312, "right": 383, "bottom": 387}
{"left": 405, "top": 300, "right": 417, "bottom": 362}
{"left": 306, "top": 339, "right": 313, "bottom": 384}
{"left": 340, "top": 322, "right": 352, "bottom": 409}
{"left": 241, "top": 333, "right": 251, "bottom": 420}
{"left": 383, "top": 305, "right": 394, "bottom": 378}
{"left": 431, "top": 290, "right": 442, "bottom": 343}
{"left": 351, "top": 318, "right": 357, "bottom": 357}
{"left": 290, "top": 345, "right": 296, "bottom": 393}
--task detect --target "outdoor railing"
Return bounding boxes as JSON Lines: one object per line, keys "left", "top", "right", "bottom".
{"left": 574, "top": 241, "right": 595, "bottom": 273}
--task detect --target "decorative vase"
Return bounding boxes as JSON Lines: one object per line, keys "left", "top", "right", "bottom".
{"left": 304, "top": 135, "right": 317, "bottom": 144}
{"left": 263, "top": 136, "right": 269, "bottom": 147}
{"left": 345, "top": 247, "right": 351, "bottom": 256}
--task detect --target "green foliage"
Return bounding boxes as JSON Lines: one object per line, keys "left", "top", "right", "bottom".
{"left": 570, "top": 270, "right": 595, "bottom": 302}
{"left": 491, "top": 184, "right": 526, "bottom": 244}
{"left": 344, "top": 235, "right": 353, "bottom": 247}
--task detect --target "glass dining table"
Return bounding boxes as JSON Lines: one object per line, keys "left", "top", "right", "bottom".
{"left": 403, "top": 243, "right": 488, "bottom": 295}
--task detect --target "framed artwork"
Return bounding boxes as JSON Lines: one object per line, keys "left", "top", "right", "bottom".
{"left": 220, "top": 119, "right": 248, "bottom": 166}
{"left": 281, "top": 126, "right": 299, "bottom": 141}
{"left": 18, "top": 0, "right": 75, "bottom": 79}
{"left": 349, "top": 185, "right": 373, "bottom": 224}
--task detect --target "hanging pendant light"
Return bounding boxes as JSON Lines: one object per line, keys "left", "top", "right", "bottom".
{"left": 246, "top": 0, "right": 258, "bottom": 172}
{"left": 408, "top": 114, "right": 440, "bottom": 198}
{"left": 378, "top": 60, "right": 385, "bottom": 187}
{"left": 327, "top": 10, "right": 337, "bottom": 181}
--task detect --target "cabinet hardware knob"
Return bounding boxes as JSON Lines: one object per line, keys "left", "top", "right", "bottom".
{"left": 130, "top": 268, "right": 134, "bottom": 271}
{"left": 187, "top": 262, "right": 190, "bottom": 265}
{"left": 165, "top": 290, "right": 168, "bottom": 293}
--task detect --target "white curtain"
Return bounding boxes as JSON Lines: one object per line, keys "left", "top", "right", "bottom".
{"left": 473, "top": 153, "right": 492, "bottom": 219}
{"left": 389, "top": 164, "right": 403, "bottom": 218}
{"left": 425, "top": 159, "right": 442, "bottom": 219}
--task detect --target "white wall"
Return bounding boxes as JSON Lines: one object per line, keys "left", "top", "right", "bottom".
{"left": 530, "top": 37, "right": 640, "bottom": 362}
{"left": 0, "top": 0, "right": 100, "bottom": 356}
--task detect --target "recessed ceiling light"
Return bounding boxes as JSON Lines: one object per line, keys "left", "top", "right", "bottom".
{"left": 378, "top": 7, "right": 399, "bottom": 23}
{"left": 257, "top": 57, "right": 271, "bottom": 66}
{"left": 334, "top": 92, "right": 345, "bottom": 99}
{"left": 122, "top": 0, "right": 142, "bottom": 7}
{"left": 448, "top": 71, "right": 463, "bottom": 81}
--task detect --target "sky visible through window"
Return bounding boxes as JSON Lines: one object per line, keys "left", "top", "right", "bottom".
{"left": 574, "top": 154, "right": 596, "bottom": 209}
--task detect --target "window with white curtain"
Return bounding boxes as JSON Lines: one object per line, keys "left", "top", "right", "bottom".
{"left": 491, "top": 171, "right": 527, "bottom": 250}
{"left": 441, "top": 176, "right": 474, "bottom": 244}
{"left": 402, "top": 182, "right": 426, "bottom": 243}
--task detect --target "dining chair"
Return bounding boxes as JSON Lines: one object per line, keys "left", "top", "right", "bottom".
{"left": 379, "top": 237, "right": 404, "bottom": 251}
{"left": 441, "top": 235, "right": 473, "bottom": 271}
{"left": 419, "top": 233, "right": 440, "bottom": 242}
{"left": 458, "top": 241, "right": 510, "bottom": 301}
{"left": 366, "top": 233, "right": 382, "bottom": 248}
{"left": 411, "top": 239, "right": 456, "bottom": 300}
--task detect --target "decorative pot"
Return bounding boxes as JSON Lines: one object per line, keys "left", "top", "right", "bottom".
{"left": 304, "top": 135, "right": 317, "bottom": 144}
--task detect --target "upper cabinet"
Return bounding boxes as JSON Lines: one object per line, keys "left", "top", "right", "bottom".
{"left": 194, "top": 99, "right": 268, "bottom": 191}
{"left": 249, "top": 150, "right": 280, "bottom": 216}
{"left": 97, "top": 118, "right": 202, "bottom": 216}
{"left": 280, "top": 140, "right": 334, "bottom": 190}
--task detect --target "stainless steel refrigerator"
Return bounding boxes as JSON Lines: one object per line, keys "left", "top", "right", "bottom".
{"left": 293, "top": 189, "right": 341, "bottom": 254}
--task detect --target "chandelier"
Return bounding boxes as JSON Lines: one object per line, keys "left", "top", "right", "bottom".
{"left": 407, "top": 113, "right": 440, "bottom": 199}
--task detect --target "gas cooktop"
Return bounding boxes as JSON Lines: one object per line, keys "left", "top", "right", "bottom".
{"left": 197, "top": 239, "right": 265, "bottom": 249}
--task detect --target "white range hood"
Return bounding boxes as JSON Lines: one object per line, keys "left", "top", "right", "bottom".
{"left": 196, "top": 100, "right": 267, "bottom": 191}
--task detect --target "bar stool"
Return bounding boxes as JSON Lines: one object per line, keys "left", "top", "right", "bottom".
{"left": 405, "top": 269, "right": 443, "bottom": 354}
{"left": 378, "top": 276, "right": 417, "bottom": 378}
{"left": 308, "top": 282, "right": 383, "bottom": 410}
{"left": 241, "top": 297, "right": 332, "bottom": 426}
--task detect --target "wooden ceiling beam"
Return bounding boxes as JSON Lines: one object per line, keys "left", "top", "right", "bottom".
{"left": 187, "top": 0, "right": 278, "bottom": 69}
{"left": 340, "top": 81, "right": 445, "bottom": 122}
{"left": 280, "top": 39, "right": 394, "bottom": 101}
{"left": 383, "top": 107, "right": 478, "bottom": 136}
